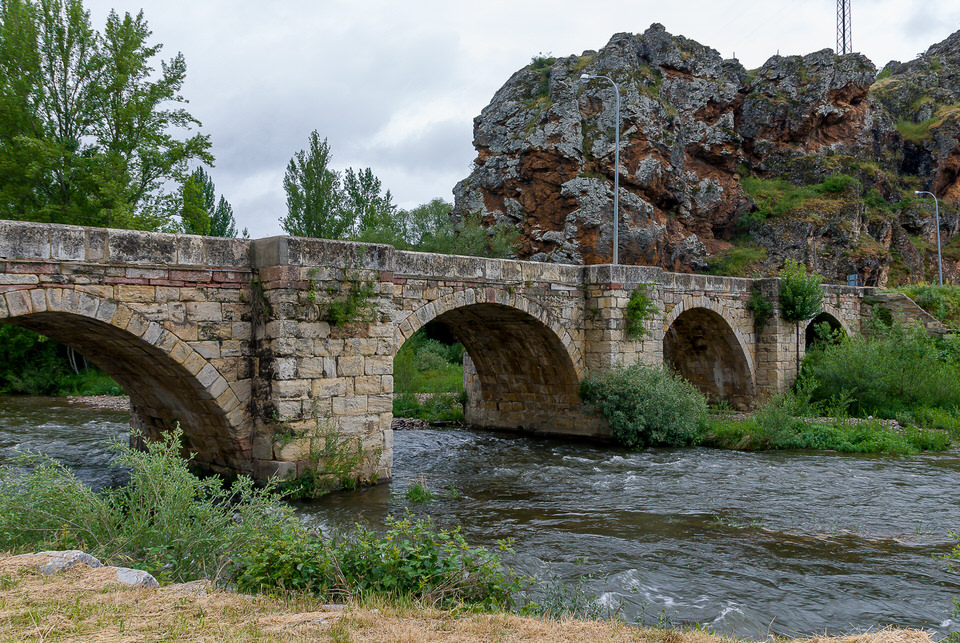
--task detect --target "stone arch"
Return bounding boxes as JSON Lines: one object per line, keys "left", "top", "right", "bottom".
{"left": 804, "top": 307, "right": 849, "bottom": 349}
{"left": 396, "top": 288, "right": 583, "bottom": 377}
{"left": 0, "top": 287, "right": 248, "bottom": 474}
{"left": 396, "top": 288, "right": 584, "bottom": 434}
{"left": 662, "top": 297, "right": 755, "bottom": 408}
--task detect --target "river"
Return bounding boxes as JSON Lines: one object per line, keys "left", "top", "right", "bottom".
{"left": 2, "top": 395, "right": 960, "bottom": 638}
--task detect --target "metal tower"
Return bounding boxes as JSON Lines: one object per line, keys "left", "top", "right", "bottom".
{"left": 836, "top": 0, "right": 852, "bottom": 54}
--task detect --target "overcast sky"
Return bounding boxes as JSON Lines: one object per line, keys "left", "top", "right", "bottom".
{"left": 81, "top": 0, "right": 960, "bottom": 238}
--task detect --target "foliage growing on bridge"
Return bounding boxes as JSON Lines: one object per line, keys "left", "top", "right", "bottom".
{"left": 274, "top": 414, "right": 378, "bottom": 500}
{"left": 746, "top": 286, "right": 773, "bottom": 334}
{"left": 624, "top": 285, "right": 658, "bottom": 339}
{"left": 579, "top": 363, "right": 707, "bottom": 448}
{"left": 778, "top": 259, "right": 823, "bottom": 323}
{"left": 320, "top": 273, "right": 377, "bottom": 329}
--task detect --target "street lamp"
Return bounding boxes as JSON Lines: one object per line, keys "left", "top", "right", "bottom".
{"left": 914, "top": 190, "right": 943, "bottom": 285}
{"left": 580, "top": 73, "right": 621, "bottom": 265}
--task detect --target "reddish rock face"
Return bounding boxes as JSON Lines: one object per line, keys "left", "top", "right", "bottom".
{"left": 453, "top": 24, "right": 960, "bottom": 286}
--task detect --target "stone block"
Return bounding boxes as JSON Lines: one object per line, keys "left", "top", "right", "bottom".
{"left": 278, "top": 437, "right": 313, "bottom": 462}
{"left": 107, "top": 229, "right": 176, "bottom": 264}
{"left": 311, "top": 378, "right": 351, "bottom": 400}
{"left": 332, "top": 396, "right": 368, "bottom": 415}
{"left": 185, "top": 302, "right": 222, "bottom": 322}
{"left": 368, "top": 394, "right": 392, "bottom": 413}
{"left": 117, "top": 284, "right": 156, "bottom": 303}
{"left": 192, "top": 341, "right": 221, "bottom": 359}
{"left": 355, "top": 376, "right": 381, "bottom": 395}
{"left": 337, "top": 355, "right": 364, "bottom": 377}
{"left": 273, "top": 379, "right": 310, "bottom": 399}
{"left": 364, "top": 356, "right": 392, "bottom": 375}
{"left": 0, "top": 221, "right": 50, "bottom": 259}
{"left": 176, "top": 235, "right": 206, "bottom": 266}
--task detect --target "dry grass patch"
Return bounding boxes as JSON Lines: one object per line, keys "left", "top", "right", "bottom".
{"left": 0, "top": 555, "right": 940, "bottom": 643}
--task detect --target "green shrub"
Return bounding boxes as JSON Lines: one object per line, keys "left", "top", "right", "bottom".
{"left": 816, "top": 174, "right": 860, "bottom": 194}
{"left": 705, "top": 245, "right": 768, "bottom": 276}
{"left": 779, "top": 259, "right": 823, "bottom": 323}
{"left": 624, "top": 285, "right": 657, "bottom": 338}
{"left": 236, "top": 515, "right": 525, "bottom": 610}
{"left": 393, "top": 392, "right": 464, "bottom": 423}
{"left": 393, "top": 329, "right": 465, "bottom": 397}
{"left": 895, "top": 284, "right": 960, "bottom": 329}
{"left": 405, "top": 478, "right": 435, "bottom": 503}
{"left": 801, "top": 321, "right": 960, "bottom": 419}
{"left": 700, "top": 412, "right": 949, "bottom": 454}
{"left": 579, "top": 363, "right": 707, "bottom": 447}
{"left": 0, "top": 426, "right": 292, "bottom": 583}
{"left": 0, "top": 325, "right": 123, "bottom": 396}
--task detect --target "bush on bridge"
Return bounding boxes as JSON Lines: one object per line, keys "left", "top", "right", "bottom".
{"left": 579, "top": 363, "right": 707, "bottom": 448}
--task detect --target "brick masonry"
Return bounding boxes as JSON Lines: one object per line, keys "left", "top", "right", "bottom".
{"left": 1, "top": 221, "right": 870, "bottom": 482}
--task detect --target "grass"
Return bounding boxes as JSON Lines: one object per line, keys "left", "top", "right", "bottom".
{"left": 699, "top": 415, "right": 949, "bottom": 454}
{"left": 894, "top": 284, "right": 960, "bottom": 329}
{"left": 704, "top": 245, "right": 768, "bottom": 277}
{"left": 404, "top": 479, "right": 435, "bottom": 503}
{"left": 393, "top": 328, "right": 466, "bottom": 422}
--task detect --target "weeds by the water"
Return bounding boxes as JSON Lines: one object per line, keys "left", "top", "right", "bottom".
{"left": 0, "top": 428, "right": 526, "bottom": 611}
{"left": 404, "top": 477, "right": 435, "bottom": 503}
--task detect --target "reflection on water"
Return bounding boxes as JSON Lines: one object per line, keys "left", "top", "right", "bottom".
{"left": 3, "top": 395, "right": 960, "bottom": 638}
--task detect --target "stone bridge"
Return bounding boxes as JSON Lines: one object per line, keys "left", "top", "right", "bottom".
{"left": 0, "top": 221, "right": 870, "bottom": 483}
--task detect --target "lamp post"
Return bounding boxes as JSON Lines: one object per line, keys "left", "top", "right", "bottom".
{"left": 580, "top": 73, "right": 621, "bottom": 265}
{"left": 914, "top": 190, "right": 943, "bottom": 285}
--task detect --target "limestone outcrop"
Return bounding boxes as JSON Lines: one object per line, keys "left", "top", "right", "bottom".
{"left": 453, "top": 24, "right": 960, "bottom": 285}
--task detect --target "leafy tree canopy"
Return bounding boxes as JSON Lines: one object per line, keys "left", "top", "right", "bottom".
{"left": 281, "top": 133, "right": 518, "bottom": 258}
{"left": 0, "top": 0, "right": 212, "bottom": 230}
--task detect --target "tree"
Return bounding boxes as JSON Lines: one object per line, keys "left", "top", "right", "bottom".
{"left": 280, "top": 131, "right": 350, "bottom": 239}
{"left": 0, "top": 0, "right": 211, "bottom": 230}
{"left": 210, "top": 196, "right": 237, "bottom": 238}
{"left": 343, "top": 167, "right": 396, "bottom": 240}
{"left": 179, "top": 174, "right": 209, "bottom": 236}
{"left": 181, "top": 166, "right": 236, "bottom": 237}
{"left": 779, "top": 258, "right": 823, "bottom": 378}
{"left": 406, "top": 199, "right": 518, "bottom": 258}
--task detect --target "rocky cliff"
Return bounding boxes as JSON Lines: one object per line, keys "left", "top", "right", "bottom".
{"left": 452, "top": 24, "right": 960, "bottom": 286}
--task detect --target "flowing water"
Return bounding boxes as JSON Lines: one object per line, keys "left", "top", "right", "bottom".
{"left": 3, "top": 395, "right": 960, "bottom": 638}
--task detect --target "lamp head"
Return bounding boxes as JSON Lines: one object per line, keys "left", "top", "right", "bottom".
{"left": 915, "top": 191, "right": 922, "bottom": 195}
{"left": 580, "top": 73, "right": 592, "bottom": 80}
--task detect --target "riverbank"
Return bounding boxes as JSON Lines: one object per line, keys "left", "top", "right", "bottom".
{"left": 65, "top": 394, "right": 129, "bottom": 411}
{"left": 0, "top": 552, "right": 936, "bottom": 643}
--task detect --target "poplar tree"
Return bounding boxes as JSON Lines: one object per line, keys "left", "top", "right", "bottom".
{"left": 280, "top": 131, "right": 350, "bottom": 239}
